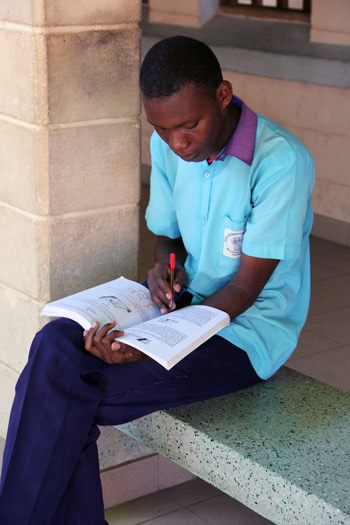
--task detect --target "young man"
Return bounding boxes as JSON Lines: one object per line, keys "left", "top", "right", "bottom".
{"left": 0, "top": 36, "right": 314, "bottom": 524}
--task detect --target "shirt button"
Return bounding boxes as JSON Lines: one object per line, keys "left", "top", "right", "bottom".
{"left": 204, "top": 172, "right": 211, "bottom": 178}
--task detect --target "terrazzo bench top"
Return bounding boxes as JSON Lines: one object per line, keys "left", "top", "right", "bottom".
{"left": 117, "top": 367, "right": 350, "bottom": 525}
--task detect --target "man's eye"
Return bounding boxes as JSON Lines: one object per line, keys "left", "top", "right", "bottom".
{"left": 184, "top": 121, "right": 198, "bottom": 130}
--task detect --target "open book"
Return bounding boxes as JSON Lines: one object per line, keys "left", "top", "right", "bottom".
{"left": 40, "top": 277, "right": 230, "bottom": 370}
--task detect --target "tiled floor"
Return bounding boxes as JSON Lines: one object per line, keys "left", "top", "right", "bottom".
{"left": 105, "top": 184, "right": 350, "bottom": 525}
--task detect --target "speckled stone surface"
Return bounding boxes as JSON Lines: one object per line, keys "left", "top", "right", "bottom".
{"left": 117, "top": 367, "right": 350, "bottom": 524}
{"left": 97, "top": 426, "right": 153, "bottom": 470}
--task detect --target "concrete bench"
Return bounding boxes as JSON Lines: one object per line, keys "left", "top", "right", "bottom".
{"left": 117, "top": 367, "right": 350, "bottom": 525}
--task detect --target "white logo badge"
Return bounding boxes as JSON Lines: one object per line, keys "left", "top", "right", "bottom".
{"left": 223, "top": 227, "right": 244, "bottom": 258}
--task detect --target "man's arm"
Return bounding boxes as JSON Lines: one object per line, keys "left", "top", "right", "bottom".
{"left": 148, "top": 236, "right": 279, "bottom": 319}
{"left": 85, "top": 241, "right": 278, "bottom": 363}
{"left": 201, "top": 253, "right": 279, "bottom": 320}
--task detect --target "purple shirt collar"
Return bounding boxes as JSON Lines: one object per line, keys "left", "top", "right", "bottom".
{"left": 215, "top": 95, "right": 257, "bottom": 166}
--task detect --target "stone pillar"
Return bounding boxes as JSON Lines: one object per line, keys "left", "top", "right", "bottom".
{"left": 0, "top": 0, "right": 141, "bottom": 437}
{"left": 148, "top": 0, "right": 218, "bottom": 27}
{"left": 310, "top": 0, "right": 350, "bottom": 45}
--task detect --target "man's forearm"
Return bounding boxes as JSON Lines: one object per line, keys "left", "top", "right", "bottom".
{"left": 201, "top": 254, "right": 279, "bottom": 321}
{"left": 201, "top": 279, "right": 258, "bottom": 321}
{"left": 152, "top": 240, "right": 279, "bottom": 321}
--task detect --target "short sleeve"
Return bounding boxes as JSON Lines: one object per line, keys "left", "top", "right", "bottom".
{"left": 242, "top": 146, "right": 315, "bottom": 260}
{"left": 145, "top": 132, "right": 181, "bottom": 239}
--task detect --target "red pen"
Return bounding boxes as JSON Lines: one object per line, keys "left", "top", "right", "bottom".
{"left": 169, "top": 253, "right": 176, "bottom": 309}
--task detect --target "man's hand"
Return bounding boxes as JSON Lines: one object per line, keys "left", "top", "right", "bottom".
{"left": 84, "top": 321, "right": 151, "bottom": 364}
{"left": 148, "top": 235, "right": 188, "bottom": 313}
{"left": 147, "top": 261, "right": 187, "bottom": 314}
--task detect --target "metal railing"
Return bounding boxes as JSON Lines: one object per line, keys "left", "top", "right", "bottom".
{"left": 224, "top": 0, "right": 311, "bottom": 13}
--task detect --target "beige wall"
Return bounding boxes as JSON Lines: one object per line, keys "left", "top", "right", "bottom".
{"left": 310, "top": 0, "right": 350, "bottom": 45}
{"left": 148, "top": 0, "right": 350, "bottom": 46}
{"left": 148, "top": 0, "right": 218, "bottom": 27}
{"left": 0, "top": 0, "right": 141, "bottom": 436}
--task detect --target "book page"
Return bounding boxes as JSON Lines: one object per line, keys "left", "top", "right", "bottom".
{"left": 116, "top": 305, "right": 230, "bottom": 370}
{"left": 40, "top": 277, "right": 161, "bottom": 330}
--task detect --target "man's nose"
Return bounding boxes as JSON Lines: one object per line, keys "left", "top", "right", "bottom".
{"left": 169, "top": 129, "right": 189, "bottom": 155}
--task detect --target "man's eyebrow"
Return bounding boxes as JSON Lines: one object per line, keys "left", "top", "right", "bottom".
{"left": 147, "top": 118, "right": 197, "bottom": 129}
{"left": 147, "top": 118, "right": 165, "bottom": 128}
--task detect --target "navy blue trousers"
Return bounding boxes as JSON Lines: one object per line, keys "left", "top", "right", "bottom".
{"left": 0, "top": 317, "right": 260, "bottom": 524}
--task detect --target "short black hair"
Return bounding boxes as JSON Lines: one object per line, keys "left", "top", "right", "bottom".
{"left": 140, "top": 36, "right": 223, "bottom": 100}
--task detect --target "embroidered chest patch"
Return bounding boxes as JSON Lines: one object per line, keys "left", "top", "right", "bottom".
{"left": 223, "top": 227, "right": 244, "bottom": 258}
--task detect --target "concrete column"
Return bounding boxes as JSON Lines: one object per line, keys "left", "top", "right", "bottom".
{"left": 0, "top": 0, "right": 141, "bottom": 436}
{"left": 148, "top": 0, "right": 218, "bottom": 27}
{"left": 310, "top": 0, "right": 350, "bottom": 45}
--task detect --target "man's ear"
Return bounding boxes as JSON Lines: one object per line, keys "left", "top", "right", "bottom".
{"left": 215, "top": 81, "right": 233, "bottom": 109}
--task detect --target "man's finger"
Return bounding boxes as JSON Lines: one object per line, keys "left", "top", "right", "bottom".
{"left": 85, "top": 344, "right": 105, "bottom": 362}
{"left": 84, "top": 322, "right": 99, "bottom": 350}
{"left": 152, "top": 294, "right": 171, "bottom": 314}
{"left": 95, "top": 321, "right": 117, "bottom": 340}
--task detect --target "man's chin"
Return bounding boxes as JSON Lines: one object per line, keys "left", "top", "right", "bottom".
{"left": 180, "top": 152, "right": 206, "bottom": 163}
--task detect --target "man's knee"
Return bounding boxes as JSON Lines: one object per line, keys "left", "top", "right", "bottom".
{"left": 29, "top": 318, "right": 84, "bottom": 361}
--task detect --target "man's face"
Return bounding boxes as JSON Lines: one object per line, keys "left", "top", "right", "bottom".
{"left": 142, "top": 83, "right": 226, "bottom": 163}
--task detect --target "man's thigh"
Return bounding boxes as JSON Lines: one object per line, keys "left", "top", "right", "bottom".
{"left": 96, "top": 336, "right": 260, "bottom": 426}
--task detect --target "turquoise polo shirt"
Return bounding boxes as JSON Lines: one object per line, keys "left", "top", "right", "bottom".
{"left": 145, "top": 96, "right": 315, "bottom": 380}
